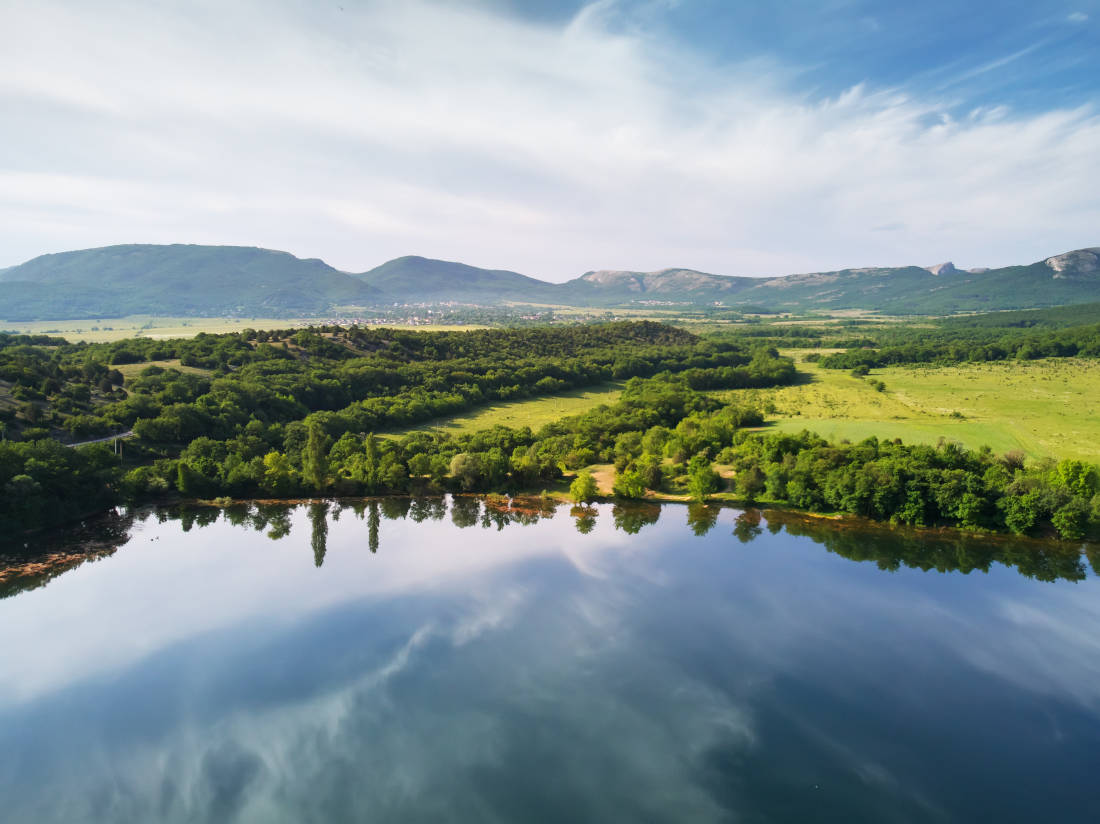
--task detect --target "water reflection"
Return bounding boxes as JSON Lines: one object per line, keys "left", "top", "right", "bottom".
{"left": 570, "top": 504, "right": 598, "bottom": 534}
{"left": 0, "top": 509, "right": 134, "bottom": 600}
{"left": 686, "top": 503, "right": 721, "bottom": 536}
{"left": 2, "top": 498, "right": 1100, "bottom": 823}
{"left": 308, "top": 502, "right": 329, "bottom": 567}
{"left": 2, "top": 498, "right": 1095, "bottom": 601}
{"left": 611, "top": 501, "right": 661, "bottom": 534}
{"left": 733, "top": 509, "right": 764, "bottom": 544}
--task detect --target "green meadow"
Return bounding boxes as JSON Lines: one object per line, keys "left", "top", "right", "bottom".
{"left": 1, "top": 316, "right": 486, "bottom": 343}
{"left": 386, "top": 355, "right": 1100, "bottom": 463}
{"left": 724, "top": 356, "right": 1100, "bottom": 462}
{"left": 386, "top": 382, "right": 626, "bottom": 438}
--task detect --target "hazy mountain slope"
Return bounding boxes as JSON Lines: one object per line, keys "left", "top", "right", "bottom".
{"left": 0, "top": 244, "right": 385, "bottom": 319}
{"left": 1, "top": 243, "right": 1098, "bottom": 319}
{"left": 558, "top": 267, "right": 764, "bottom": 305}
{"left": 559, "top": 249, "right": 1100, "bottom": 313}
{"left": 739, "top": 249, "right": 1100, "bottom": 313}
{"left": 357, "top": 256, "right": 561, "bottom": 303}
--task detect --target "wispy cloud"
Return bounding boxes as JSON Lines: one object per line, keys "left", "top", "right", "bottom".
{"left": 0, "top": 0, "right": 1097, "bottom": 276}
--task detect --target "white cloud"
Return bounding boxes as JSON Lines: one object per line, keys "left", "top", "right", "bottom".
{"left": 0, "top": 0, "right": 1097, "bottom": 277}
{"left": 1068, "top": 12, "right": 1089, "bottom": 23}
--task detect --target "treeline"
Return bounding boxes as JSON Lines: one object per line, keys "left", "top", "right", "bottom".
{"left": 2, "top": 321, "right": 782, "bottom": 444}
{"left": 718, "top": 431, "right": 1100, "bottom": 541}
{"left": 817, "top": 323, "right": 1100, "bottom": 369}
{"left": 130, "top": 368, "right": 1100, "bottom": 543}
{"left": 767, "top": 511, "right": 1094, "bottom": 582}
{"left": 937, "top": 301, "right": 1100, "bottom": 330}
{"left": 711, "top": 306, "right": 1100, "bottom": 364}
{"left": 0, "top": 440, "right": 120, "bottom": 535}
{"left": 1, "top": 324, "right": 798, "bottom": 533}
{"left": 811, "top": 321, "right": 1100, "bottom": 369}
{"left": 6, "top": 319, "right": 1099, "bottom": 544}
{"left": 138, "top": 373, "right": 768, "bottom": 502}
{"left": 8, "top": 498, "right": 1093, "bottom": 605}
{"left": 124, "top": 329, "right": 785, "bottom": 445}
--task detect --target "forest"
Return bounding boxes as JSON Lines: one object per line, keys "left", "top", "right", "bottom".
{"left": 709, "top": 302, "right": 1100, "bottom": 367}
{"left": 2, "top": 319, "right": 1099, "bottom": 544}
{"left": 815, "top": 321, "right": 1100, "bottom": 369}
{"left": 0, "top": 322, "right": 793, "bottom": 533}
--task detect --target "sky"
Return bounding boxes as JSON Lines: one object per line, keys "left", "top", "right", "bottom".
{"left": 1, "top": 0, "right": 1098, "bottom": 279}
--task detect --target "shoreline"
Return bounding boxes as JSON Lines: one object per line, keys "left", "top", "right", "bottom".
{"left": 175, "top": 491, "right": 1088, "bottom": 551}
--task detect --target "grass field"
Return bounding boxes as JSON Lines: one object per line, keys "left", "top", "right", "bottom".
{"left": 385, "top": 383, "right": 625, "bottom": 438}
{"left": 0, "top": 316, "right": 487, "bottom": 343}
{"left": 720, "top": 356, "right": 1100, "bottom": 462}
{"left": 114, "top": 360, "right": 213, "bottom": 379}
{"left": 381, "top": 355, "right": 1099, "bottom": 462}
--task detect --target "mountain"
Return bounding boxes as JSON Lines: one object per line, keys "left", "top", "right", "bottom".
{"left": 558, "top": 267, "right": 761, "bottom": 305}
{"left": 553, "top": 249, "right": 1100, "bottom": 312}
{"left": 0, "top": 244, "right": 384, "bottom": 320}
{"left": 1, "top": 244, "right": 1099, "bottom": 320}
{"left": 356, "top": 256, "right": 560, "bottom": 304}
{"left": 731, "top": 249, "right": 1100, "bottom": 314}
{"left": 924, "top": 262, "right": 958, "bottom": 275}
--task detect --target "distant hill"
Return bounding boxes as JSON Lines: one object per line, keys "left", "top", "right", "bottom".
{"left": 732, "top": 249, "right": 1100, "bottom": 313}
{"left": 0, "top": 244, "right": 384, "bottom": 320}
{"left": 1, "top": 243, "right": 1098, "bottom": 320}
{"left": 356, "top": 256, "right": 561, "bottom": 304}
{"left": 557, "top": 248, "right": 1100, "bottom": 313}
{"left": 558, "top": 267, "right": 761, "bottom": 305}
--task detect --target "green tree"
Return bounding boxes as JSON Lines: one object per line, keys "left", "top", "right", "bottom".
{"left": 734, "top": 465, "right": 765, "bottom": 503}
{"left": 261, "top": 451, "right": 298, "bottom": 496}
{"left": 688, "top": 454, "right": 722, "bottom": 502}
{"left": 408, "top": 452, "right": 431, "bottom": 478}
{"left": 1052, "top": 499, "right": 1090, "bottom": 541}
{"left": 176, "top": 461, "right": 214, "bottom": 497}
{"left": 302, "top": 419, "right": 330, "bottom": 493}
{"left": 450, "top": 452, "right": 482, "bottom": 490}
{"left": 613, "top": 468, "right": 646, "bottom": 499}
{"left": 570, "top": 470, "right": 598, "bottom": 503}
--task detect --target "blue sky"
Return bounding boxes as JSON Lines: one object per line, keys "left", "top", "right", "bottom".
{"left": 0, "top": 0, "right": 1097, "bottom": 278}
{"left": 501, "top": 0, "right": 1099, "bottom": 111}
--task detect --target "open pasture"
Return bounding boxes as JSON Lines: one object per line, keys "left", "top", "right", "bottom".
{"left": 386, "top": 382, "right": 625, "bottom": 438}
{"left": 113, "top": 360, "right": 214, "bottom": 379}
{"left": 1, "top": 316, "right": 487, "bottom": 343}
{"left": 725, "top": 356, "right": 1100, "bottom": 462}
{"left": 383, "top": 355, "right": 1099, "bottom": 462}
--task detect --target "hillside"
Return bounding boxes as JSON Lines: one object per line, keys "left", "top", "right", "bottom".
{"left": 357, "top": 256, "right": 560, "bottom": 303}
{"left": 738, "top": 251, "right": 1100, "bottom": 313}
{"left": 0, "top": 244, "right": 384, "bottom": 320}
{"left": 1, "top": 244, "right": 1098, "bottom": 320}
{"left": 559, "top": 267, "right": 761, "bottom": 305}
{"left": 557, "top": 249, "right": 1100, "bottom": 313}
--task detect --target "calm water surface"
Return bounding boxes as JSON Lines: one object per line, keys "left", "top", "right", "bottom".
{"left": 2, "top": 499, "right": 1099, "bottom": 823}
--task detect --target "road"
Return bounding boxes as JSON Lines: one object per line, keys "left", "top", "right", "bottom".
{"left": 65, "top": 430, "right": 134, "bottom": 448}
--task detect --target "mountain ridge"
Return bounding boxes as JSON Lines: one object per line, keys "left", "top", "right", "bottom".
{"left": 2, "top": 243, "right": 1099, "bottom": 320}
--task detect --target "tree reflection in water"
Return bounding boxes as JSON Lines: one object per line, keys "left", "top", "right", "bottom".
{"left": 686, "top": 503, "right": 720, "bottom": 537}
{"left": 368, "top": 501, "right": 380, "bottom": 554}
{"left": 450, "top": 496, "right": 481, "bottom": 529}
{"left": 733, "top": 510, "right": 763, "bottom": 544}
{"left": 308, "top": 502, "right": 329, "bottom": 567}
{"left": 571, "top": 505, "right": 597, "bottom": 534}
{"left": 611, "top": 501, "right": 661, "bottom": 535}
{"left": 2, "top": 497, "right": 1095, "bottom": 599}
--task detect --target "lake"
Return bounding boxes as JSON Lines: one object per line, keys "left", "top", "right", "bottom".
{"left": 2, "top": 498, "right": 1099, "bottom": 823}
